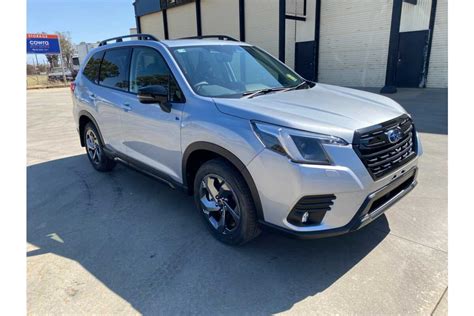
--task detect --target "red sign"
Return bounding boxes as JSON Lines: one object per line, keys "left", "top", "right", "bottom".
{"left": 27, "top": 33, "right": 59, "bottom": 39}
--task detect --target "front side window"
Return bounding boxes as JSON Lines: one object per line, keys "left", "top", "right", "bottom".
{"left": 129, "top": 47, "right": 183, "bottom": 102}
{"left": 170, "top": 45, "right": 304, "bottom": 98}
{"left": 99, "top": 48, "right": 131, "bottom": 91}
{"left": 83, "top": 51, "right": 103, "bottom": 83}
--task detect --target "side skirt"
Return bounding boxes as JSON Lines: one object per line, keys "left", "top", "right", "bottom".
{"left": 102, "top": 146, "right": 188, "bottom": 193}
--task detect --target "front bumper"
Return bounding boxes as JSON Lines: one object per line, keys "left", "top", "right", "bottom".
{"left": 259, "top": 166, "right": 417, "bottom": 239}
{"left": 246, "top": 134, "right": 422, "bottom": 236}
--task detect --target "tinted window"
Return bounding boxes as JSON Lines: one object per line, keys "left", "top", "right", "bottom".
{"left": 129, "top": 47, "right": 184, "bottom": 102}
{"left": 99, "top": 48, "right": 131, "bottom": 91}
{"left": 83, "top": 51, "right": 103, "bottom": 83}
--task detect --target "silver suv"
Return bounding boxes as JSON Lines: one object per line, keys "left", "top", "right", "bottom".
{"left": 72, "top": 34, "right": 422, "bottom": 245}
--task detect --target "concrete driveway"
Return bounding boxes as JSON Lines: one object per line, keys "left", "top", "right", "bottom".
{"left": 27, "top": 87, "right": 447, "bottom": 315}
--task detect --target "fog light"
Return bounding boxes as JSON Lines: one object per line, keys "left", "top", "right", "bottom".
{"left": 301, "top": 211, "right": 309, "bottom": 223}
{"left": 287, "top": 194, "right": 335, "bottom": 226}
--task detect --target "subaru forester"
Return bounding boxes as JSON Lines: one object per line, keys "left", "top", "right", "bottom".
{"left": 71, "top": 34, "right": 422, "bottom": 245}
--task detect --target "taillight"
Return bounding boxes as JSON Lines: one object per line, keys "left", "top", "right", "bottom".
{"left": 70, "top": 82, "right": 76, "bottom": 92}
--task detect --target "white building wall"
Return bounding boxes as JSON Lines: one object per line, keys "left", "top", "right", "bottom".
{"left": 318, "top": 0, "right": 392, "bottom": 87}
{"left": 201, "top": 0, "right": 240, "bottom": 39}
{"left": 245, "top": 0, "right": 279, "bottom": 58}
{"left": 140, "top": 11, "right": 165, "bottom": 39}
{"left": 167, "top": 2, "right": 197, "bottom": 39}
{"left": 427, "top": 0, "right": 448, "bottom": 88}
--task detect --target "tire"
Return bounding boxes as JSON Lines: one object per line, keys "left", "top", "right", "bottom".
{"left": 83, "top": 122, "right": 116, "bottom": 172}
{"left": 193, "top": 158, "right": 261, "bottom": 245}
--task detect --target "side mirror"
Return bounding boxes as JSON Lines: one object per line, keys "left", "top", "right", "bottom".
{"left": 137, "top": 85, "right": 172, "bottom": 113}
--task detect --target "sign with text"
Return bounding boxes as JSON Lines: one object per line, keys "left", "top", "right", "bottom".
{"left": 27, "top": 34, "right": 60, "bottom": 54}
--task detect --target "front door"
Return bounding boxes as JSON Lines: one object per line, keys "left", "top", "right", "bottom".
{"left": 295, "top": 41, "right": 316, "bottom": 81}
{"left": 121, "top": 46, "right": 185, "bottom": 181}
{"left": 395, "top": 30, "right": 430, "bottom": 87}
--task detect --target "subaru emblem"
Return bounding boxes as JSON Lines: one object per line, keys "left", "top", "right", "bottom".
{"left": 385, "top": 128, "right": 403, "bottom": 144}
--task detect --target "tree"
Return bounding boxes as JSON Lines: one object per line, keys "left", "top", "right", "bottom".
{"left": 27, "top": 64, "right": 36, "bottom": 75}
{"left": 46, "top": 54, "right": 59, "bottom": 69}
{"left": 56, "top": 31, "right": 74, "bottom": 69}
{"left": 37, "top": 63, "right": 47, "bottom": 73}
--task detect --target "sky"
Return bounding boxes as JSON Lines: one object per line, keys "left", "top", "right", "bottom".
{"left": 27, "top": 0, "right": 136, "bottom": 63}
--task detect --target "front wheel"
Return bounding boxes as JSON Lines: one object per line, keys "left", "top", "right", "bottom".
{"left": 193, "top": 159, "right": 261, "bottom": 245}
{"left": 84, "top": 122, "right": 116, "bottom": 172}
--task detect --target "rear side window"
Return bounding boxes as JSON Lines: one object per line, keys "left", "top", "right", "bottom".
{"left": 99, "top": 48, "right": 131, "bottom": 91}
{"left": 83, "top": 51, "right": 103, "bottom": 83}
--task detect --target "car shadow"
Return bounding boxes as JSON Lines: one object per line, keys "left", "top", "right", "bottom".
{"left": 27, "top": 154, "right": 390, "bottom": 314}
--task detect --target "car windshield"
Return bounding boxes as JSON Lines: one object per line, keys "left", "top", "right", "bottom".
{"left": 170, "top": 45, "right": 305, "bottom": 98}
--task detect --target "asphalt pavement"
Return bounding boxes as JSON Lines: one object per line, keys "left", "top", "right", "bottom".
{"left": 27, "top": 87, "right": 448, "bottom": 315}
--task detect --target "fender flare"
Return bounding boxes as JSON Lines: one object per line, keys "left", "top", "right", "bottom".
{"left": 182, "top": 142, "right": 265, "bottom": 221}
{"left": 78, "top": 110, "right": 105, "bottom": 147}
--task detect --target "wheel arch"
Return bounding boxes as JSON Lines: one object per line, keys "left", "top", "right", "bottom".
{"left": 78, "top": 110, "right": 105, "bottom": 147}
{"left": 182, "top": 142, "right": 264, "bottom": 221}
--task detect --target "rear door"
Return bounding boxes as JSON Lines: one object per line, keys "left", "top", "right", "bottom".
{"left": 76, "top": 51, "right": 104, "bottom": 123}
{"left": 94, "top": 47, "right": 132, "bottom": 153}
{"left": 120, "top": 46, "right": 185, "bottom": 181}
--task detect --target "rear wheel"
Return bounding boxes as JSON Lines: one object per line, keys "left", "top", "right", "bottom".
{"left": 193, "top": 159, "right": 260, "bottom": 245}
{"left": 84, "top": 122, "right": 116, "bottom": 172}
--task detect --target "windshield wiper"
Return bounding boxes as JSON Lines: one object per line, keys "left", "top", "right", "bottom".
{"left": 241, "top": 87, "right": 287, "bottom": 99}
{"left": 241, "top": 81, "right": 311, "bottom": 99}
{"left": 281, "top": 81, "right": 310, "bottom": 92}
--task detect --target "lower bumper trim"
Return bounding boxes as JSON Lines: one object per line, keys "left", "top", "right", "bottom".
{"left": 260, "top": 167, "right": 418, "bottom": 239}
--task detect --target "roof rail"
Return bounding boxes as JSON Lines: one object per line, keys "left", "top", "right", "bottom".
{"left": 179, "top": 35, "right": 239, "bottom": 42}
{"left": 98, "top": 34, "right": 159, "bottom": 46}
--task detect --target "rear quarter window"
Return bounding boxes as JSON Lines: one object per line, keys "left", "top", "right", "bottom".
{"left": 83, "top": 51, "right": 104, "bottom": 84}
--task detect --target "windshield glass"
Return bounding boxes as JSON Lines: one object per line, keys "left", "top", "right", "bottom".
{"left": 170, "top": 45, "right": 305, "bottom": 98}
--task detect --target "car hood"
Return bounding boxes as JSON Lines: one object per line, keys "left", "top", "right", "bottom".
{"left": 213, "top": 83, "right": 407, "bottom": 143}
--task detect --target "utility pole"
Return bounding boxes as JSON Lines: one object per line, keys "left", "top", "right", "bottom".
{"left": 58, "top": 36, "right": 67, "bottom": 86}
{"left": 34, "top": 54, "right": 39, "bottom": 72}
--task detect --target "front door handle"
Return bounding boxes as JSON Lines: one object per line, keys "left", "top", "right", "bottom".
{"left": 122, "top": 103, "right": 131, "bottom": 112}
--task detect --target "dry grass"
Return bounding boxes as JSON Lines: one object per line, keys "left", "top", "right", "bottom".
{"left": 27, "top": 75, "right": 67, "bottom": 89}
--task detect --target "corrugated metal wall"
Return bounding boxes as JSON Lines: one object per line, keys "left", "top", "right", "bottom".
{"left": 427, "top": 0, "right": 448, "bottom": 88}
{"left": 285, "top": 0, "right": 316, "bottom": 70}
{"left": 245, "top": 0, "right": 279, "bottom": 58}
{"left": 286, "top": 19, "right": 297, "bottom": 69}
{"left": 140, "top": 12, "right": 165, "bottom": 39}
{"left": 167, "top": 2, "right": 197, "bottom": 38}
{"left": 400, "top": 0, "right": 432, "bottom": 32}
{"left": 318, "top": 0, "right": 393, "bottom": 87}
{"left": 201, "top": 0, "right": 240, "bottom": 40}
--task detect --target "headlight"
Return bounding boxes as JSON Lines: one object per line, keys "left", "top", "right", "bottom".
{"left": 251, "top": 121, "right": 348, "bottom": 164}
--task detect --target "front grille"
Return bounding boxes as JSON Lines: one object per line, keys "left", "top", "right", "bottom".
{"left": 353, "top": 115, "right": 417, "bottom": 180}
{"left": 287, "top": 194, "right": 336, "bottom": 226}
